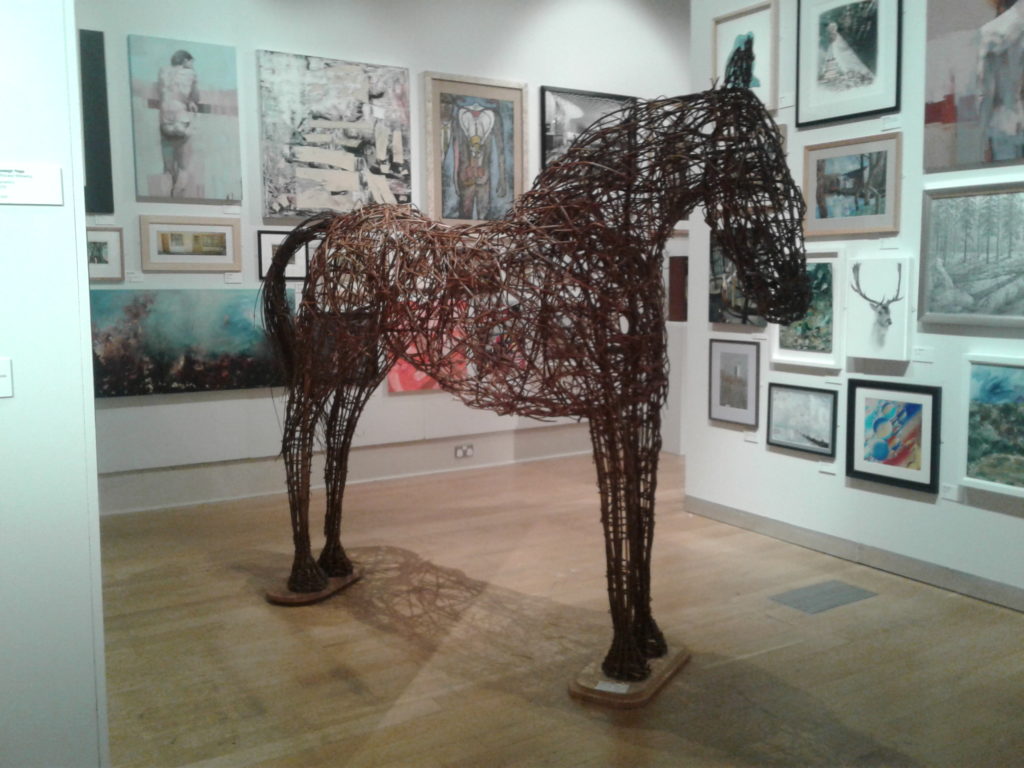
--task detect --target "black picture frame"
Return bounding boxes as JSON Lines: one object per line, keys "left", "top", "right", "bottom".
{"left": 795, "top": 0, "right": 902, "bottom": 128}
{"left": 845, "top": 378, "right": 941, "bottom": 493}
{"left": 767, "top": 383, "right": 838, "bottom": 457}
{"left": 540, "top": 86, "right": 635, "bottom": 169}
{"left": 258, "top": 229, "right": 307, "bottom": 281}
{"left": 79, "top": 29, "right": 114, "bottom": 214}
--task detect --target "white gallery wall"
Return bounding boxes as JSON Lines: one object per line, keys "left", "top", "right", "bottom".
{"left": 76, "top": 0, "right": 692, "bottom": 510}
{"left": 687, "top": 1, "right": 1024, "bottom": 601}
{"left": 0, "top": 2, "right": 109, "bottom": 766}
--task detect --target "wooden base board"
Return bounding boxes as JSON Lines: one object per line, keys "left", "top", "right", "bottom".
{"left": 265, "top": 568, "right": 363, "bottom": 606}
{"left": 568, "top": 644, "right": 690, "bottom": 709}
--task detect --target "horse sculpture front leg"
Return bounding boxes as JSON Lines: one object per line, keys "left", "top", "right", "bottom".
{"left": 588, "top": 397, "right": 667, "bottom": 681}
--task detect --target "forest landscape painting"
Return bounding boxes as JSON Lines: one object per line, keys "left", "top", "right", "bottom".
{"left": 923, "top": 185, "right": 1024, "bottom": 324}
{"left": 966, "top": 359, "right": 1024, "bottom": 494}
{"left": 90, "top": 289, "right": 286, "bottom": 397}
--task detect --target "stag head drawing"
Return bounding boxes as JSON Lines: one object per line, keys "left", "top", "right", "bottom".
{"left": 851, "top": 261, "right": 903, "bottom": 344}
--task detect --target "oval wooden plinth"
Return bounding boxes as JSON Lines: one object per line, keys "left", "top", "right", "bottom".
{"left": 568, "top": 643, "right": 690, "bottom": 709}
{"left": 265, "top": 568, "right": 363, "bottom": 606}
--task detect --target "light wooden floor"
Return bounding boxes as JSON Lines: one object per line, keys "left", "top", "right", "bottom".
{"left": 101, "top": 454, "right": 1024, "bottom": 768}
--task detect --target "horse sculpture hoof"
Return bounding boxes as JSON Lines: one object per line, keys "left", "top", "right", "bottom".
{"left": 265, "top": 568, "right": 363, "bottom": 606}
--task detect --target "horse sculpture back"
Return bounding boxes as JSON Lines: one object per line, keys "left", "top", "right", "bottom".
{"left": 262, "top": 85, "right": 809, "bottom": 683}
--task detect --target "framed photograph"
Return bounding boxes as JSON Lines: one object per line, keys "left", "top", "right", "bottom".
{"left": 86, "top": 227, "right": 124, "bottom": 282}
{"left": 424, "top": 71, "right": 527, "bottom": 224}
{"left": 920, "top": 183, "right": 1024, "bottom": 327}
{"left": 846, "top": 379, "right": 941, "bottom": 493}
{"left": 140, "top": 216, "right": 241, "bottom": 272}
{"left": 925, "top": 1, "right": 1024, "bottom": 172}
{"left": 767, "top": 383, "right": 839, "bottom": 457}
{"left": 803, "top": 133, "right": 901, "bottom": 238}
{"left": 257, "top": 50, "right": 411, "bottom": 220}
{"left": 127, "top": 35, "right": 242, "bottom": 204}
{"left": 258, "top": 230, "right": 307, "bottom": 280}
{"left": 709, "top": 339, "right": 760, "bottom": 427}
{"left": 713, "top": 1, "right": 778, "bottom": 110}
{"left": 540, "top": 86, "right": 635, "bottom": 168}
{"left": 770, "top": 250, "right": 843, "bottom": 368}
{"left": 846, "top": 256, "right": 911, "bottom": 362}
{"left": 963, "top": 355, "right": 1024, "bottom": 498}
{"left": 709, "top": 232, "right": 766, "bottom": 327}
{"left": 796, "top": 0, "right": 902, "bottom": 127}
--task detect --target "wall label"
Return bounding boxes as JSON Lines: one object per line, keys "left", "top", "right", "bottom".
{"left": 0, "top": 164, "right": 64, "bottom": 206}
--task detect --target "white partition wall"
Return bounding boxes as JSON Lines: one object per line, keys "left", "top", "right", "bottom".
{"left": 687, "top": 1, "right": 1024, "bottom": 605}
{"left": 0, "top": 1, "right": 109, "bottom": 765}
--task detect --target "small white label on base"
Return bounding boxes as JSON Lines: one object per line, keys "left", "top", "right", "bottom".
{"left": 777, "top": 92, "right": 794, "bottom": 109}
{"left": 912, "top": 346, "right": 935, "bottom": 364}
{"left": 880, "top": 115, "right": 902, "bottom": 132}
{"left": 818, "top": 463, "right": 837, "bottom": 475}
{"left": 0, "top": 164, "right": 63, "bottom": 206}
{"left": 127, "top": 271, "right": 144, "bottom": 283}
{"left": 595, "top": 681, "right": 631, "bottom": 694}
{"left": 223, "top": 272, "right": 243, "bottom": 284}
{"left": 743, "top": 432, "right": 759, "bottom": 444}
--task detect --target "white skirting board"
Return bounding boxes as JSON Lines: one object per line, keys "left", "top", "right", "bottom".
{"left": 686, "top": 495, "right": 1024, "bottom": 615}
{"left": 99, "top": 423, "right": 591, "bottom": 515}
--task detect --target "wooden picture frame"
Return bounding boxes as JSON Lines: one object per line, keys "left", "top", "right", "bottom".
{"left": 424, "top": 71, "right": 527, "bottom": 225}
{"left": 770, "top": 249, "right": 843, "bottom": 369}
{"left": 846, "top": 378, "right": 941, "bottom": 493}
{"left": 86, "top": 227, "right": 124, "bottom": 283}
{"left": 962, "top": 355, "right": 1024, "bottom": 498}
{"left": 140, "top": 215, "right": 241, "bottom": 273}
{"left": 767, "top": 382, "right": 838, "bottom": 457}
{"left": 258, "top": 229, "right": 307, "bottom": 280}
{"left": 803, "top": 133, "right": 901, "bottom": 238}
{"left": 709, "top": 339, "right": 760, "bottom": 427}
{"left": 924, "top": 1, "right": 1024, "bottom": 172}
{"left": 796, "top": 0, "right": 902, "bottom": 127}
{"left": 713, "top": 1, "right": 778, "bottom": 111}
{"left": 540, "top": 86, "right": 635, "bottom": 169}
{"left": 920, "top": 183, "right": 1024, "bottom": 327}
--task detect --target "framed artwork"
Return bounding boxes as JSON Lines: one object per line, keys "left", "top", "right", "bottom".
{"left": 140, "top": 216, "right": 241, "bottom": 273}
{"left": 846, "top": 379, "right": 941, "bottom": 493}
{"left": 920, "top": 183, "right": 1024, "bottom": 327}
{"left": 86, "top": 227, "right": 124, "bottom": 283}
{"left": 709, "top": 339, "right": 760, "bottom": 427}
{"left": 257, "top": 50, "right": 411, "bottom": 220}
{"left": 79, "top": 30, "right": 113, "bottom": 214}
{"left": 770, "top": 250, "right": 843, "bottom": 368}
{"left": 803, "top": 133, "right": 901, "bottom": 238}
{"left": 424, "top": 71, "right": 527, "bottom": 224}
{"left": 89, "top": 289, "right": 286, "bottom": 397}
{"left": 258, "top": 230, "right": 307, "bottom": 280}
{"left": 709, "top": 232, "right": 767, "bottom": 327}
{"left": 540, "top": 86, "right": 634, "bottom": 168}
{"left": 846, "top": 256, "right": 910, "bottom": 362}
{"left": 767, "top": 383, "right": 839, "bottom": 457}
{"left": 963, "top": 355, "right": 1024, "bottom": 498}
{"left": 712, "top": 1, "right": 778, "bottom": 110}
{"left": 796, "top": 0, "right": 902, "bottom": 127}
{"left": 127, "top": 34, "right": 242, "bottom": 203}
{"left": 925, "top": 1, "right": 1024, "bottom": 172}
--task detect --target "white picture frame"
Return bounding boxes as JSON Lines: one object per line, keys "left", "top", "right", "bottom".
{"left": 845, "top": 255, "right": 911, "bottom": 362}
{"left": 962, "top": 355, "right": 1024, "bottom": 499}
{"left": 770, "top": 249, "right": 843, "bottom": 369}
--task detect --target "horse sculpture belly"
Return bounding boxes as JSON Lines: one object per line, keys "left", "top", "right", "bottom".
{"left": 262, "top": 86, "right": 810, "bottom": 687}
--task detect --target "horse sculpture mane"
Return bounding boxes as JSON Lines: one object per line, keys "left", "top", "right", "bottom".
{"left": 262, "top": 85, "right": 809, "bottom": 684}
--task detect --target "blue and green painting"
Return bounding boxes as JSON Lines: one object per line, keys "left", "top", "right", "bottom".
{"left": 779, "top": 262, "right": 833, "bottom": 352}
{"left": 90, "top": 289, "right": 284, "bottom": 397}
{"left": 968, "top": 362, "right": 1024, "bottom": 488}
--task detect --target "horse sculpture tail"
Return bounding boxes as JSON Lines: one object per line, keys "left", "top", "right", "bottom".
{"left": 261, "top": 213, "right": 333, "bottom": 383}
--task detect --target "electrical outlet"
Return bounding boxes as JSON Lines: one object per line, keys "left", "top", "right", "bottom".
{"left": 454, "top": 443, "right": 474, "bottom": 459}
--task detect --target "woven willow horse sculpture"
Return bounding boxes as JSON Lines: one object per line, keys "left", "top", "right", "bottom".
{"left": 263, "top": 86, "right": 810, "bottom": 682}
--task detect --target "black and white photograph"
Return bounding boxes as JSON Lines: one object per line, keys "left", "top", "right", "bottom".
{"left": 541, "top": 86, "right": 634, "bottom": 168}
{"left": 767, "top": 383, "right": 838, "bottom": 456}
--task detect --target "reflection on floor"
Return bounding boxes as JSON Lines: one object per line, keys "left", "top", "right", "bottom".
{"left": 101, "top": 454, "right": 1024, "bottom": 768}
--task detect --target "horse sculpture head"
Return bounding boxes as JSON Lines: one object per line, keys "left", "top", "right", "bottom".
{"left": 696, "top": 86, "right": 811, "bottom": 324}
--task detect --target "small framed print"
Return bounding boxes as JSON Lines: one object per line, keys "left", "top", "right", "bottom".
{"left": 770, "top": 249, "right": 843, "bottom": 369}
{"left": 796, "top": 0, "right": 902, "bottom": 127}
{"left": 86, "top": 226, "right": 124, "bottom": 282}
{"left": 803, "top": 133, "right": 901, "bottom": 238}
{"left": 709, "top": 339, "right": 760, "bottom": 428}
{"left": 920, "top": 183, "right": 1024, "bottom": 327}
{"left": 846, "top": 256, "right": 911, "bottom": 362}
{"left": 424, "top": 71, "right": 527, "bottom": 225}
{"left": 713, "top": 1, "right": 778, "bottom": 110}
{"left": 540, "top": 86, "right": 635, "bottom": 169}
{"left": 258, "top": 230, "right": 307, "bottom": 280}
{"left": 963, "top": 355, "right": 1024, "bottom": 498}
{"left": 846, "top": 378, "right": 941, "bottom": 494}
{"left": 767, "top": 383, "right": 838, "bottom": 457}
{"left": 140, "top": 215, "right": 241, "bottom": 273}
